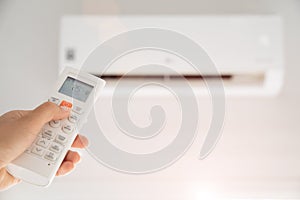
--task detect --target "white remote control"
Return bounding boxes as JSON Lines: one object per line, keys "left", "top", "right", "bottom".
{"left": 6, "top": 67, "right": 106, "bottom": 187}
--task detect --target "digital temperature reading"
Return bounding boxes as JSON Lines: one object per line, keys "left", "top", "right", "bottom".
{"left": 58, "top": 77, "right": 94, "bottom": 102}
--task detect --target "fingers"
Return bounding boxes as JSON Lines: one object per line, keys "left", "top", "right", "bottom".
{"left": 56, "top": 150, "right": 80, "bottom": 176}
{"left": 65, "top": 150, "right": 81, "bottom": 164}
{"left": 32, "top": 102, "right": 70, "bottom": 122}
{"left": 56, "top": 161, "right": 74, "bottom": 176}
{"left": 26, "top": 102, "right": 70, "bottom": 131}
{"left": 56, "top": 135, "right": 88, "bottom": 177}
{"left": 71, "top": 135, "right": 89, "bottom": 148}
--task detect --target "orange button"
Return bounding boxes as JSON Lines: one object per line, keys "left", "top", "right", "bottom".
{"left": 60, "top": 100, "right": 73, "bottom": 108}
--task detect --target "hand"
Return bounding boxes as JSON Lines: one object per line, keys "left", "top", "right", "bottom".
{"left": 0, "top": 102, "right": 89, "bottom": 190}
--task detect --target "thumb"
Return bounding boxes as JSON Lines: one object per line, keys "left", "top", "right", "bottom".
{"left": 26, "top": 102, "right": 70, "bottom": 131}
{"left": 32, "top": 102, "right": 70, "bottom": 121}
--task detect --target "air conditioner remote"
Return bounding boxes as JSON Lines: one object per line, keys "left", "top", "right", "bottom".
{"left": 6, "top": 67, "right": 106, "bottom": 187}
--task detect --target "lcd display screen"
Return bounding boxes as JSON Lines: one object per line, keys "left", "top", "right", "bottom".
{"left": 58, "top": 77, "right": 94, "bottom": 102}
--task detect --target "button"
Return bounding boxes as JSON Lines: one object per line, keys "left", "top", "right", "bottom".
{"left": 25, "top": 147, "right": 31, "bottom": 154}
{"left": 48, "top": 97, "right": 60, "bottom": 105}
{"left": 49, "top": 143, "right": 63, "bottom": 153}
{"left": 62, "top": 124, "right": 74, "bottom": 134}
{"left": 36, "top": 138, "right": 50, "bottom": 148}
{"left": 73, "top": 106, "right": 84, "bottom": 114}
{"left": 49, "top": 120, "right": 60, "bottom": 128}
{"left": 42, "top": 129, "right": 56, "bottom": 139}
{"left": 31, "top": 146, "right": 44, "bottom": 156}
{"left": 44, "top": 151, "right": 58, "bottom": 161}
{"left": 68, "top": 112, "right": 79, "bottom": 123}
{"left": 56, "top": 134, "right": 67, "bottom": 144}
{"left": 60, "top": 100, "right": 73, "bottom": 109}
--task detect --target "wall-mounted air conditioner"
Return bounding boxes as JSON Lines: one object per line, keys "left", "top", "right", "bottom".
{"left": 60, "top": 15, "right": 284, "bottom": 96}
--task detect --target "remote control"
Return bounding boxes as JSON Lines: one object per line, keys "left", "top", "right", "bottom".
{"left": 6, "top": 67, "right": 106, "bottom": 187}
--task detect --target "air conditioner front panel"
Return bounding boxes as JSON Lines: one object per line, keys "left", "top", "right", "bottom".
{"left": 60, "top": 15, "right": 284, "bottom": 96}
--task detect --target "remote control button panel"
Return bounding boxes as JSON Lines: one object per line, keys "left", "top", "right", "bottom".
{"left": 25, "top": 98, "right": 83, "bottom": 164}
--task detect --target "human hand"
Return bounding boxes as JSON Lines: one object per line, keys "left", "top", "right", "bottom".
{"left": 0, "top": 102, "right": 89, "bottom": 190}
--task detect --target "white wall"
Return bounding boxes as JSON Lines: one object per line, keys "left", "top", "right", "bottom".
{"left": 0, "top": 0, "right": 300, "bottom": 199}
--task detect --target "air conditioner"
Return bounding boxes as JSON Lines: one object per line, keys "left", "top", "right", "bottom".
{"left": 59, "top": 15, "right": 284, "bottom": 96}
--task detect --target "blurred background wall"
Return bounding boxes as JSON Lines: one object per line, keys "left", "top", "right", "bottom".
{"left": 0, "top": 0, "right": 300, "bottom": 199}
